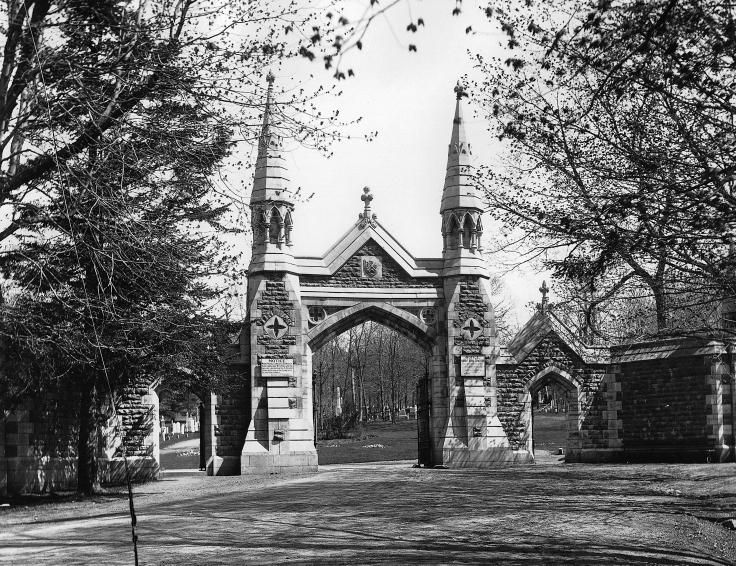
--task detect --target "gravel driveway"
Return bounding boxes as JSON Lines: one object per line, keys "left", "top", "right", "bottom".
{"left": 2, "top": 461, "right": 736, "bottom": 564}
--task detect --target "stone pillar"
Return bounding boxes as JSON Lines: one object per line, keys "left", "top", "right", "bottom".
{"left": 241, "top": 272, "right": 317, "bottom": 474}
{"left": 439, "top": 275, "right": 502, "bottom": 467}
{"left": 484, "top": 348, "right": 509, "bottom": 451}
{"left": 204, "top": 392, "right": 222, "bottom": 474}
{"left": 198, "top": 403, "right": 206, "bottom": 470}
{"left": 142, "top": 386, "right": 160, "bottom": 476}
{"left": 707, "top": 352, "right": 729, "bottom": 462}
{"left": 428, "top": 350, "right": 448, "bottom": 466}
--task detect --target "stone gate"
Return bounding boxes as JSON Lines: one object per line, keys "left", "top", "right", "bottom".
{"left": 208, "top": 77, "right": 736, "bottom": 476}
{"left": 3, "top": 79, "right": 736, "bottom": 494}
{"left": 211, "top": 78, "right": 510, "bottom": 475}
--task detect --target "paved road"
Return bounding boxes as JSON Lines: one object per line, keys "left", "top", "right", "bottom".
{"left": 2, "top": 461, "right": 736, "bottom": 564}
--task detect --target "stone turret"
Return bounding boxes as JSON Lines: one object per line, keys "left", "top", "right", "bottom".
{"left": 249, "top": 72, "right": 296, "bottom": 273}
{"left": 441, "top": 82, "right": 487, "bottom": 277}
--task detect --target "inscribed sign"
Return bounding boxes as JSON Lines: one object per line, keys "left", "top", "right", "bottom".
{"left": 261, "top": 358, "right": 294, "bottom": 377}
{"left": 461, "top": 355, "right": 485, "bottom": 377}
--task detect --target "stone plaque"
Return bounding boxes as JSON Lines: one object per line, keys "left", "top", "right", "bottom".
{"left": 261, "top": 358, "right": 294, "bottom": 377}
{"left": 461, "top": 355, "right": 485, "bottom": 377}
{"left": 361, "top": 256, "right": 382, "bottom": 279}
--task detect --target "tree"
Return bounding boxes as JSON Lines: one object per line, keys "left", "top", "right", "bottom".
{"left": 478, "top": 0, "right": 736, "bottom": 337}
{"left": 0, "top": 0, "right": 344, "bottom": 493}
{"left": 0, "top": 74, "right": 235, "bottom": 491}
{"left": 312, "top": 321, "right": 428, "bottom": 434}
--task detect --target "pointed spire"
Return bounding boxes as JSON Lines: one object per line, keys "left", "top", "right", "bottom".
{"left": 258, "top": 70, "right": 275, "bottom": 152}
{"left": 440, "top": 80, "right": 483, "bottom": 213}
{"left": 440, "top": 81, "right": 488, "bottom": 276}
{"left": 251, "top": 71, "right": 291, "bottom": 203}
{"left": 248, "top": 73, "right": 296, "bottom": 273}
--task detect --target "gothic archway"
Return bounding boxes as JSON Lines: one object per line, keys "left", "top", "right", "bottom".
{"left": 525, "top": 366, "right": 582, "bottom": 461}
{"left": 306, "top": 302, "right": 436, "bottom": 352}
{"left": 154, "top": 383, "right": 209, "bottom": 472}
{"left": 305, "top": 303, "right": 434, "bottom": 465}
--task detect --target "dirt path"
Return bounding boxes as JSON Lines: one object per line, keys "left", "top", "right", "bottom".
{"left": 2, "top": 462, "right": 736, "bottom": 564}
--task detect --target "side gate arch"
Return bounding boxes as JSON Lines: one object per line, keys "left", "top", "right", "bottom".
{"left": 524, "top": 366, "right": 583, "bottom": 458}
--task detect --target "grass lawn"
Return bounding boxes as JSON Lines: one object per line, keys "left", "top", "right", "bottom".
{"left": 317, "top": 419, "right": 418, "bottom": 464}
{"left": 533, "top": 411, "right": 569, "bottom": 452}
{"left": 317, "top": 413, "right": 572, "bottom": 464}
{"left": 158, "top": 413, "right": 570, "bottom": 469}
{"left": 159, "top": 435, "right": 201, "bottom": 471}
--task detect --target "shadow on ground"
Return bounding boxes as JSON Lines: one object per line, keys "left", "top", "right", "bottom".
{"left": 2, "top": 461, "right": 735, "bottom": 564}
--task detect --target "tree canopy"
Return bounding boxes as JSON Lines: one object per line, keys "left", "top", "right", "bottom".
{"left": 476, "top": 0, "right": 736, "bottom": 339}
{"left": 0, "top": 0, "right": 357, "bottom": 492}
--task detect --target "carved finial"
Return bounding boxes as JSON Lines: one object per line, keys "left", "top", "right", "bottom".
{"left": 361, "top": 186, "right": 373, "bottom": 215}
{"left": 265, "top": 72, "right": 275, "bottom": 106}
{"left": 454, "top": 79, "right": 468, "bottom": 100}
{"left": 357, "top": 187, "right": 378, "bottom": 229}
{"left": 539, "top": 280, "right": 549, "bottom": 314}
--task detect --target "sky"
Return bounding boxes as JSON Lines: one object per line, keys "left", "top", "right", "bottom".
{"left": 237, "top": 1, "right": 548, "bottom": 327}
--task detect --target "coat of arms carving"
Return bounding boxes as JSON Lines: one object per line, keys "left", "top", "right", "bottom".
{"left": 361, "top": 256, "right": 382, "bottom": 279}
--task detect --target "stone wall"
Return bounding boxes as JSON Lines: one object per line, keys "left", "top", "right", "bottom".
{"left": 610, "top": 339, "right": 734, "bottom": 463}
{"left": 1, "top": 379, "right": 160, "bottom": 496}
{"left": 207, "top": 377, "right": 250, "bottom": 475}
{"left": 1, "top": 388, "right": 80, "bottom": 495}
{"left": 300, "top": 241, "right": 439, "bottom": 289}
{"left": 620, "top": 357, "right": 707, "bottom": 460}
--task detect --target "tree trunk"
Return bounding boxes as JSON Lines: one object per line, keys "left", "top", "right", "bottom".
{"left": 653, "top": 284, "right": 667, "bottom": 331}
{"left": 376, "top": 328, "right": 385, "bottom": 419}
{"left": 389, "top": 340, "right": 397, "bottom": 423}
{"left": 317, "top": 361, "right": 323, "bottom": 436}
{"left": 361, "top": 376, "right": 369, "bottom": 422}
{"left": 350, "top": 366, "right": 357, "bottom": 419}
{"left": 77, "top": 377, "right": 100, "bottom": 495}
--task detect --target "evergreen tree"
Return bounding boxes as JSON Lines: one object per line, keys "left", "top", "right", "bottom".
{"left": 0, "top": 0, "right": 333, "bottom": 493}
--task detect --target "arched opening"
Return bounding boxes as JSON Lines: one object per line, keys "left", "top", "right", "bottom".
{"left": 446, "top": 214, "right": 460, "bottom": 250}
{"left": 156, "top": 385, "right": 206, "bottom": 472}
{"left": 462, "top": 213, "right": 474, "bottom": 249}
{"left": 475, "top": 216, "right": 483, "bottom": 251}
{"left": 306, "top": 303, "right": 435, "bottom": 466}
{"left": 284, "top": 210, "right": 293, "bottom": 246}
{"left": 268, "top": 207, "right": 282, "bottom": 245}
{"left": 526, "top": 367, "right": 580, "bottom": 463}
